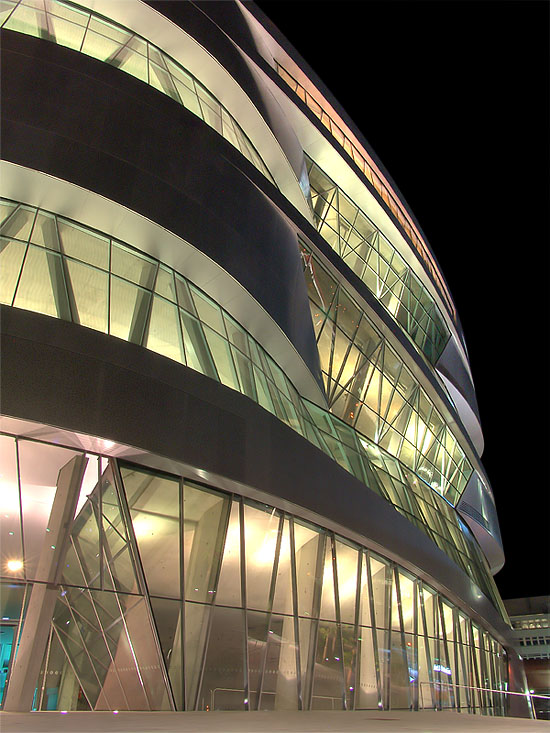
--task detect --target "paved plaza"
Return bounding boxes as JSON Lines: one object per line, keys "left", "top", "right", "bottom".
{"left": 1, "top": 710, "right": 548, "bottom": 733}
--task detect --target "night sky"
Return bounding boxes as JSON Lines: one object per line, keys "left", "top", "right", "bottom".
{"left": 254, "top": 0, "right": 550, "bottom": 602}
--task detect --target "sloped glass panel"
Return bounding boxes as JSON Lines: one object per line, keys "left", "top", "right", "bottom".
{"left": 370, "top": 555, "right": 390, "bottom": 629}
{"left": 311, "top": 621, "right": 344, "bottom": 709}
{"left": 319, "top": 538, "right": 336, "bottom": 621}
{"left": 198, "top": 606, "right": 246, "bottom": 710}
{"left": 66, "top": 259, "right": 108, "bottom": 332}
{"left": 184, "top": 601, "right": 210, "bottom": 709}
{"left": 294, "top": 521, "right": 321, "bottom": 619}
{"left": 150, "top": 597, "right": 183, "bottom": 709}
{"left": 0, "top": 436, "right": 24, "bottom": 579}
{"left": 48, "top": 13, "right": 86, "bottom": 50}
{"left": 110, "top": 276, "right": 150, "bottom": 344}
{"left": 146, "top": 295, "right": 184, "bottom": 364}
{"left": 244, "top": 502, "right": 280, "bottom": 612}
{"left": 180, "top": 310, "right": 217, "bottom": 379}
{"left": 271, "top": 518, "right": 293, "bottom": 616}
{"left": 154, "top": 266, "right": 177, "bottom": 303}
{"left": 100, "top": 467, "right": 138, "bottom": 595}
{"left": 215, "top": 500, "right": 242, "bottom": 608}
{"left": 13, "top": 245, "right": 59, "bottom": 317}
{"left": 111, "top": 242, "right": 156, "bottom": 288}
{"left": 259, "top": 612, "right": 298, "bottom": 710}
{"left": 335, "top": 540, "right": 358, "bottom": 625}
{"left": 203, "top": 325, "right": 239, "bottom": 390}
{"left": 57, "top": 220, "right": 109, "bottom": 270}
{"left": 121, "top": 464, "right": 181, "bottom": 598}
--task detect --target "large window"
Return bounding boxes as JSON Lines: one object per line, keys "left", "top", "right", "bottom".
{"left": 1, "top": 0, "right": 275, "bottom": 184}
{"left": 0, "top": 442, "right": 508, "bottom": 713}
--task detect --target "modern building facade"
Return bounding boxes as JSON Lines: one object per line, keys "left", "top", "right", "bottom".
{"left": 0, "top": 0, "right": 529, "bottom": 716}
{"left": 505, "top": 597, "right": 550, "bottom": 720}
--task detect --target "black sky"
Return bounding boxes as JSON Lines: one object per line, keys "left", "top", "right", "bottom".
{"left": 254, "top": 0, "right": 550, "bottom": 601}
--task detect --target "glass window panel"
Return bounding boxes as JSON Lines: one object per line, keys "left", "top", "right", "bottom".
{"left": 370, "top": 555, "right": 390, "bottom": 629}
{"left": 390, "top": 631, "right": 411, "bottom": 709}
{"left": 149, "top": 60, "right": 180, "bottom": 102}
{"left": 271, "top": 518, "right": 293, "bottom": 616}
{"left": 0, "top": 436, "right": 24, "bottom": 579}
{"left": 398, "top": 572, "right": 415, "bottom": 634}
{"left": 13, "top": 245, "right": 59, "bottom": 318}
{"left": 335, "top": 539, "right": 359, "bottom": 625}
{"left": 214, "top": 500, "right": 242, "bottom": 608}
{"left": 100, "top": 467, "right": 138, "bottom": 594}
{"left": 121, "top": 464, "right": 181, "bottom": 598}
{"left": 81, "top": 29, "right": 123, "bottom": 61}
{"left": 319, "top": 538, "right": 336, "bottom": 621}
{"left": 48, "top": 13, "right": 86, "bottom": 50}
{"left": 180, "top": 310, "right": 217, "bottom": 379}
{"left": 231, "top": 346, "right": 257, "bottom": 401}
{"left": 0, "top": 238, "right": 27, "bottom": 305}
{"left": 111, "top": 242, "right": 156, "bottom": 288}
{"left": 57, "top": 220, "right": 109, "bottom": 270}
{"left": 150, "top": 596, "right": 183, "bottom": 709}
{"left": 257, "top": 612, "right": 299, "bottom": 710}
{"left": 190, "top": 288, "right": 225, "bottom": 335}
{"left": 293, "top": 521, "right": 321, "bottom": 619}
{"left": 110, "top": 276, "right": 150, "bottom": 344}
{"left": 66, "top": 259, "right": 108, "bottom": 332}
{"left": 203, "top": 325, "right": 239, "bottom": 390}
{"left": 172, "top": 77, "right": 202, "bottom": 117}
{"left": 154, "top": 266, "right": 177, "bottom": 302}
{"left": 198, "top": 605, "right": 246, "bottom": 710}
{"left": 146, "top": 295, "right": 184, "bottom": 364}
{"left": 18, "top": 436, "right": 88, "bottom": 567}
{"left": 117, "top": 46, "right": 148, "bottom": 82}
{"left": 174, "top": 274, "right": 195, "bottom": 314}
{"left": 357, "top": 626, "right": 379, "bottom": 709}
{"left": 183, "top": 482, "right": 229, "bottom": 603}
{"left": 63, "top": 490, "right": 101, "bottom": 589}
{"left": 311, "top": 621, "right": 344, "bottom": 709}
{"left": 0, "top": 205, "right": 35, "bottom": 241}
{"left": 244, "top": 502, "right": 280, "bottom": 612}
{"left": 87, "top": 15, "right": 130, "bottom": 44}
{"left": 4, "top": 3, "right": 46, "bottom": 38}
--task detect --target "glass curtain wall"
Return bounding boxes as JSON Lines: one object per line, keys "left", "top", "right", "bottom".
{"left": 0, "top": 0, "right": 275, "bottom": 185}
{"left": 305, "top": 156, "right": 449, "bottom": 364}
{"left": 0, "top": 199, "right": 505, "bottom": 613}
{"left": 300, "top": 240, "right": 470, "bottom": 505}
{"left": 0, "top": 440, "right": 507, "bottom": 713}
{"left": 275, "top": 62, "right": 456, "bottom": 325}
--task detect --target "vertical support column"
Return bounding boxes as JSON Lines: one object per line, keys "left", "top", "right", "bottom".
{"left": 3, "top": 454, "right": 87, "bottom": 712}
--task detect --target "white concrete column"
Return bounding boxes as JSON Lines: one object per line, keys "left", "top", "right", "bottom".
{"left": 3, "top": 454, "right": 87, "bottom": 712}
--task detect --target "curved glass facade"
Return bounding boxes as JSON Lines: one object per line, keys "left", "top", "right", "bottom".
{"left": 275, "top": 62, "right": 456, "bottom": 324}
{"left": 0, "top": 0, "right": 275, "bottom": 184}
{"left": 300, "top": 241, "right": 471, "bottom": 505}
{"left": 0, "top": 198, "right": 504, "bottom": 615}
{"left": 306, "top": 156, "right": 450, "bottom": 365}
{"left": 0, "top": 435, "right": 507, "bottom": 712}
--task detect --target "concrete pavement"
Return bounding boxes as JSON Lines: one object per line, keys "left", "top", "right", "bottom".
{"left": 0, "top": 710, "right": 548, "bottom": 733}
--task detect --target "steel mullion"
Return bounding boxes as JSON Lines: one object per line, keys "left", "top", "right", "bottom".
{"left": 111, "top": 459, "right": 176, "bottom": 711}
{"left": 191, "top": 493, "right": 233, "bottom": 710}
{"left": 179, "top": 477, "right": 185, "bottom": 711}
{"left": 288, "top": 517, "right": 303, "bottom": 710}
{"left": 350, "top": 548, "right": 362, "bottom": 711}
{"left": 238, "top": 498, "right": 250, "bottom": 711}
{"left": 418, "top": 583, "right": 436, "bottom": 709}
{"left": 330, "top": 534, "right": 347, "bottom": 710}
{"left": 365, "top": 550, "right": 383, "bottom": 710}
{"left": 255, "top": 512, "right": 283, "bottom": 710}
{"left": 304, "top": 531, "right": 326, "bottom": 710}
